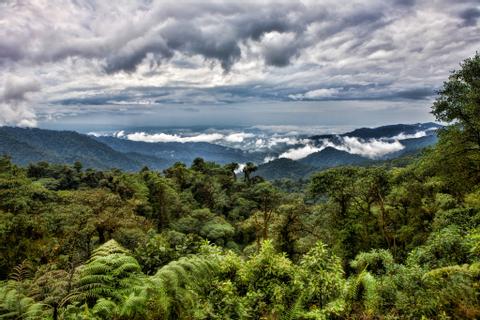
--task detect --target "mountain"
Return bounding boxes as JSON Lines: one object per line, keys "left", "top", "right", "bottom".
{"left": 299, "top": 147, "right": 370, "bottom": 168}
{"left": 0, "top": 122, "right": 441, "bottom": 178}
{"left": 0, "top": 127, "right": 261, "bottom": 171}
{"left": 400, "top": 134, "right": 439, "bottom": 150}
{"left": 309, "top": 122, "right": 442, "bottom": 141}
{"left": 96, "top": 136, "right": 264, "bottom": 165}
{"left": 254, "top": 158, "right": 316, "bottom": 180}
{"left": 256, "top": 148, "right": 370, "bottom": 180}
{"left": 256, "top": 123, "right": 442, "bottom": 180}
{"left": 0, "top": 127, "right": 169, "bottom": 171}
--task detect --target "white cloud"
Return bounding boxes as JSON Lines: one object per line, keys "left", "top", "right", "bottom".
{"left": 235, "top": 163, "right": 246, "bottom": 174}
{"left": 0, "top": 102, "right": 37, "bottom": 127}
{"left": 278, "top": 136, "right": 406, "bottom": 160}
{"left": 279, "top": 144, "right": 323, "bottom": 160}
{"left": 268, "top": 136, "right": 300, "bottom": 146}
{"left": 0, "top": 75, "right": 40, "bottom": 127}
{"left": 334, "top": 137, "right": 404, "bottom": 158}
{"left": 288, "top": 88, "right": 340, "bottom": 100}
{"left": 124, "top": 132, "right": 224, "bottom": 143}
{"left": 115, "top": 130, "right": 125, "bottom": 138}
{"left": 391, "top": 130, "right": 429, "bottom": 140}
{"left": 224, "top": 132, "right": 255, "bottom": 142}
{"left": 0, "top": 0, "right": 478, "bottom": 126}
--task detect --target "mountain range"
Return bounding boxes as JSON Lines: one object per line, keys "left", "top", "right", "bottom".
{"left": 255, "top": 123, "right": 441, "bottom": 179}
{"left": 0, "top": 123, "right": 442, "bottom": 179}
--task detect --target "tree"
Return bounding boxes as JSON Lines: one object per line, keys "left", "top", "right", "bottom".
{"left": 164, "top": 162, "right": 193, "bottom": 190}
{"left": 272, "top": 199, "right": 307, "bottom": 259}
{"left": 296, "top": 242, "right": 346, "bottom": 317}
{"left": 238, "top": 241, "right": 299, "bottom": 318}
{"left": 143, "top": 172, "right": 179, "bottom": 230}
{"left": 191, "top": 157, "right": 206, "bottom": 173}
{"left": 242, "top": 162, "right": 257, "bottom": 184}
{"left": 245, "top": 182, "right": 281, "bottom": 251}
{"left": 148, "top": 251, "right": 222, "bottom": 319}
{"left": 430, "top": 53, "right": 480, "bottom": 192}
{"left": 224, "top": 162, "right": 239, "bottom": 181}
{"left": 309, "top": 167, "right": 359, "bottom": 218}
{"left": 30, "top": 269, "right": 70, "bottom": 320}
{"left": 432, "top": 52, "right": 480, "bottom": 148}
{"left": 73, "top": 161, "right": 83, "bottom": 174}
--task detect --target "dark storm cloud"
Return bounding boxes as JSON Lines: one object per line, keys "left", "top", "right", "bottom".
{"left": 0, "top": 1, "right": 309, "bottom": 72}
{"left": 101, "top": 2, "right": 312, "bottom": 72}
{"left": 394, "top": 0, "right": 416, "bottom": 7}
{"left": 52, "top": 81, "right": 435, "bottom": 108}
{"left": 393, "top": 88, "right": 434, "bottom": 100}
{"left": 0, "top": 0, "right": 408, "bottom": 73}
{"left": 460, "top": 8, "right": 480, "bottom": 26}
{"left": 0, "top": 0, "right": 475, "bottom": 72}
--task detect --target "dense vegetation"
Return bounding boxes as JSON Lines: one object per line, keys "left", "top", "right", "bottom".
{"left": 0, "top": 54, "right": 479, "bottom": 319}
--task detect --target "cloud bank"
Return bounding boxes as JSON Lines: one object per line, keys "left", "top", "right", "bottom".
{"left": 0, "top": 0, "right": 479, "bottom": 125}
{"left": 330, "top": 137, "right": 404, "bottom": 158}
{"left": 278, "top": 137, "right": 405, "bottom": 160}
{"left": 279, "top": 144, "right": 323, "bottom": 160}
{"left": 95, "top": 125, "right": 421, "bottom": 161}
{"left": 117, "top": 131, "right": 224, "bottom": 143}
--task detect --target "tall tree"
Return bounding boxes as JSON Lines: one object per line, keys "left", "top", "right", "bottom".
{"left": 243, "top": 162, "right": 257, "bottom": 184}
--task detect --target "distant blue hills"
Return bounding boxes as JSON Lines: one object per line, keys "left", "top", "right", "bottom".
{"left": 0, "top": 123, "right": 442, "bottom": 179}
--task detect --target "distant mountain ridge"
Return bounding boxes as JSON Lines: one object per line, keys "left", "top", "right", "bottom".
{"left": 95, "top": 136, "right": 264, "bottom": 165}
{"left": 255, "top": 123, "right": 442, "bottom": 180}
{"left": 0, "top": 123, "right": 441, "bottom": 178}
{"left": 0, "top": 126, "right": 262, "bottom": 171}
{"left": 0, "top": 127, "right": 144, "bottom": 170}
{"left": 299, "top": 147, "right": 369, "bottom": 168}
{"left": 309, "top": 122, "right": 442, "bottom": 140}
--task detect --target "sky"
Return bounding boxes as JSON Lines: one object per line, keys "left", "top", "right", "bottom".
{"left": 0, "top": 0, "right": 479, "bottom": 130}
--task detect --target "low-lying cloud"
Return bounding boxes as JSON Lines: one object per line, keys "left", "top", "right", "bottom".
{"left": 391, "top": 131, "right": 427, "bottom": 140}
{"left": 91, "top": 124, "right": 436, "bottom": 162}
{"left": 279, "top": 136, "right": 405, "bottom": 160}
{"left": 331, "top": 137, "right": 404, "bottom": 158}
{"left": 116, "top": 131, "right": 224, "bottom": 143}
{"left": 279, "top": 144, "right": 323, "bottom": 160}
{"left": 224, "top": 132, "right": 255, "bottom": 143}
{"left": 102, "top": 129, "right": 311, "bottom": 151}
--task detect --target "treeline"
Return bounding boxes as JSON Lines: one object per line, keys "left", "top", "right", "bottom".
{"left": 0, "top": 54, "right": 479, "bottom": 319}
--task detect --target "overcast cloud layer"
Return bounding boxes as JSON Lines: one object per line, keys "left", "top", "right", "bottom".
{"left": 0, "top": 0, "right": 479, "bottom": 127}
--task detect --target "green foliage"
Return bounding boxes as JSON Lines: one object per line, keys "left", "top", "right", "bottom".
{"left": 66, "top": 240, "right": 143, "bottom": 306}
{"left": 296, "top": 242, "right": 346, "bottom": 318}
{"left": 407, "top": 226, "right": 473, "bottom": 269}
{"left": 147, "top": 252, "right": 221, "bottom": 319}
{"left": 238, "top": 241, "right": 299, "bottom": 318}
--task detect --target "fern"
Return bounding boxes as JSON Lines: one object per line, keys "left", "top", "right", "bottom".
{"left": 63, "top": 240, "right": 143, "bottom": 308}
{"left": 0, "top": 284, "right": 46, "bottom": 320}
{"left": 346, "top": 270, "right": 380, "bottom": 317}
{"left": 0, "top": 261, "right": 50, "bottom": 320}
{"left": 9, "top": 261, "right": 32, "bottom": 283}
{"left": 146, "top": 255, "right": 221, "bottom": 319}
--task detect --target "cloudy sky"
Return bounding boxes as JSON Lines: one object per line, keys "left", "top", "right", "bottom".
{"left": 0, "top": 0, "right": 479, "bottom": 129}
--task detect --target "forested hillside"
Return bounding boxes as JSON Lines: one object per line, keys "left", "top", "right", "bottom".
{"left": 0, "top": 55, "right": 479, "bottom": 319}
